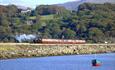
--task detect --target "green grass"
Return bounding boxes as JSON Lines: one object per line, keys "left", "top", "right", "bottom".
{"left": 0, "top": 44, "right": 115, "bottom": 59}
{"left": 0, "top": 46, "right": 17, "bottom": 51}
{"left": 29, "top": 15, "right": 55, "bottom": 21}
{"left": 40, "top": 15, "right": 54, "bottom": 20}
{"left": 29, "top": 16, "right": 36, "bottom": 20}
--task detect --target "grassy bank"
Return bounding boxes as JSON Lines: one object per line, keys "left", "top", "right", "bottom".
{"left": 0, "top": 43, "right": 115, "bottom": 59}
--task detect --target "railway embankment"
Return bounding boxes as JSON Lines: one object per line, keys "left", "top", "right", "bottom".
{"left": 0, "top": 43, "right": 115, "bottom": 59}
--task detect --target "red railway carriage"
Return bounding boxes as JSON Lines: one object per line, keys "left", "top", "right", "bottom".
{"left": 37, "top": 39, "right": 86, "bottom": 44}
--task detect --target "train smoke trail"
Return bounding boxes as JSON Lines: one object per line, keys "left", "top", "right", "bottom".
{"left": 15, "top": 34, "right": 36, "bottom": 42}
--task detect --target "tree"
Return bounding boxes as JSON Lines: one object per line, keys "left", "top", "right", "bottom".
{"left": 35, "top": 5, "right": 70, "bottom": 15}
{"left": 61, "top": 28, "right": 76, "bottom": 39}
{"left": 88, "top": 27, "right": 104, "bottom": 42}
{"left": 7, "top": 5, "right": 18, "bottom": 17}
{"left": 47, "top": 22, "right": 61, "bottom": 38}
{"left": 0, "top": 14, "right": 9, "bottom": 26}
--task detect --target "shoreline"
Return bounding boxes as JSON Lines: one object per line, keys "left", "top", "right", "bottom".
{"left": 1, "top": 52, "right": 115, "bottom": 60}
{"left": 0, "top": 43, "right": 115, "bottom": 59}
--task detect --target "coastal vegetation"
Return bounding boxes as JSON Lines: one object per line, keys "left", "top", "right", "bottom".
{"left": 0, "top": 43, "right": 115, "bottom": 59}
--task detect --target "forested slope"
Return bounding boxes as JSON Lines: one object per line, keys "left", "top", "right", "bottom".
{"left": 0, "top": 3, "right": 115, "bottom": 43}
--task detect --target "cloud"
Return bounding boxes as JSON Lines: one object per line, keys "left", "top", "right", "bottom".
{"left": 38, "top": 0, "right": 80, "bottom": 4}
{"left": 0, "top": 0, "right": 23, "bottom": 5}
{"left": 0, "top": 0, "right": 80, "bottom": 8}
{"left": 0, "top": 0, "right": 36, "bottom": 8}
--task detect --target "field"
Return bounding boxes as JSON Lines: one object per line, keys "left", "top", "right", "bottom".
{"left": 0, "top": 43, "right": 115, "bottom": 59}
{"left": 40, "top": 15, "right": 54, "bottom": 20}
{"left": 29, "top": 15, "right": 54, "bottom": 21}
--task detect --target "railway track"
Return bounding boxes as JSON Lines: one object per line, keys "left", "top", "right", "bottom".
{"left": 0, "top": 43, "right": 115, "bottom": 46}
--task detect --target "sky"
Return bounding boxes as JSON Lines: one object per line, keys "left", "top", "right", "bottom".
{"left": 0, "top": 0, "right": 80, "bottom": 8}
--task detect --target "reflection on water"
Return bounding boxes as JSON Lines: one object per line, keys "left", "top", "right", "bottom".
{"left": 0, "top": 53, "right": 115, "bottom": 70}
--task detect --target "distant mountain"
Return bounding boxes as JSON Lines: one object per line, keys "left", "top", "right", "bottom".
{"left": 56, "top": 0, "right": 83, "bottom": 11}
{"left": 17, "top": 5, "right": 32, "bottom": 10}
{"left": 56, "top": 0, "right": 115, "bottom": 11}
{"left": 85, "top": 0, "right": 115, "bottom": 4}
{"left": 17, "top": 6, "right": 28, "bottom": 10}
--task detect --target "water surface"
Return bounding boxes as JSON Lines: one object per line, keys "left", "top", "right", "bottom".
{"left": 0, "top": 53, "right": 115, "bottom": 70}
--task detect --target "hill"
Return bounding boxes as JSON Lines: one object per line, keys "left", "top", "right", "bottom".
{"left": 56, "top": 0, "right": 115, "bottom": 11}
{"left": 0, "top": 3, "right": 115, "bottom": 43}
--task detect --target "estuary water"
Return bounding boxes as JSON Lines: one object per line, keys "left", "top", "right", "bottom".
{"left": 0, "top": 53, "right": 115, "bottom": 70}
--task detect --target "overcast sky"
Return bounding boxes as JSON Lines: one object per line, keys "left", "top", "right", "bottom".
{"left": 0, "top": 0, "right": 80, "bottom": 8}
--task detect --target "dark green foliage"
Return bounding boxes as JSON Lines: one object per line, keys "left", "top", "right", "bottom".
{"left": 0, "top": 3, "right": 115, "bottom": 43}
{"left": 35, "top": 5, "right": 70, "bottom": 15}
{"left": 61, "top": 28, "right": 76, "bottom": 39}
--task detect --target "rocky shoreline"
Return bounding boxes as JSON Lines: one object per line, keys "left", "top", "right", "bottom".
{"left": 0, "top": 43, "right": 115, "bottom": 59}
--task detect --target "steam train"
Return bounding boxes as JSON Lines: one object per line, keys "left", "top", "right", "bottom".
{"left": 33, "top": 38, "right": 86, "bottom": 44}
{"left": 15, "top": 34, "right": 86, "bottom": 44}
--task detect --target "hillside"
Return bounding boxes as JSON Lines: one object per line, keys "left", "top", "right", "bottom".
{"left": 0, "top": 3, "right": 115, "bottom": 43}
{"left": 56, "top": 0, "right": 115, "bottom": 11}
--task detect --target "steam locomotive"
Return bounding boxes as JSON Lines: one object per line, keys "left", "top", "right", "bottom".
{"left": 15, "top": 34, "right": 86, "bottom": 44}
